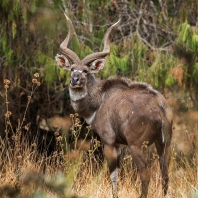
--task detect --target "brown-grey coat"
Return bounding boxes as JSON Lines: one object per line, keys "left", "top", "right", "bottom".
{"left": 55, "top": 13, "right": 173, "bottom": 198}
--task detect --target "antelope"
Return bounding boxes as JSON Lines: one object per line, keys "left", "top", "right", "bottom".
{"left": 55, "top": 13, "right": 173, "bottom": 198}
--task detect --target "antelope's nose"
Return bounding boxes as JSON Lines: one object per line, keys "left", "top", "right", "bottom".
{"left": 70, "top": 75, "right": 79, "bottom": 85}
{"left": 71, "top": 77, "right": 79, "bottom": 83}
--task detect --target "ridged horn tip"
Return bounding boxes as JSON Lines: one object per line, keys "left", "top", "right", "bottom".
{"left": 112, "top": 19, "right": 121, "bottom": 27}
{"left": 64, "top": 13, "right": 71, "bottom": 23}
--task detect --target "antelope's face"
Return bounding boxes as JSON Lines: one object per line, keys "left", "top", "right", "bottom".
{"left": 55, "top": 54, "right": 106, "bottom": 89}
{"left": 69, "top": 65, "right": 88, "bottom": 88}
{"left": 55, "top": 13, "right": 119, "bottom": 89}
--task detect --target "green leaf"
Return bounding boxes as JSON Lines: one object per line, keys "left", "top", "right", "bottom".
{"left": 193, "top": 63, "right": 198, "bottom": 84}
{"left": 165, "top": 75, "right": 175, "bottom": 87}
{"left": 12, "top": 21, "right": 17, "bottom": 39}
{"left": 192, "top": 34, "right": 198, "bottom": 52}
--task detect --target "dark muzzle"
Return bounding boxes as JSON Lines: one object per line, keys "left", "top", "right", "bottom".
{"left": 70, "top": 72, "right": 82, "bottom": 87}
{"left": 71, "top": 76, "right": 79, "bottom": 84}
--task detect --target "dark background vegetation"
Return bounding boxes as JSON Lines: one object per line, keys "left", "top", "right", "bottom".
{"left": 0, "top": 0, "right": 198, "bottom": 140}
{"left": 0, "top": 1, "right": 198, "bottom": 197}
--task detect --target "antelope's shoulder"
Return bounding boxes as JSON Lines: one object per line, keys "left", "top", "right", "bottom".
{"left": 101, "top": 77, "right": 158, "bottom": 95}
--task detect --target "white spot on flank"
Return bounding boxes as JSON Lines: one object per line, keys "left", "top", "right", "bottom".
{"left": 159, "top": 101, "right": 165, "bottom": 109}
{"left": 161, "top": 121, "right": 165, "bottom": 144}
{"left": 84, "top": 111, "right": 96, "bottom": 125}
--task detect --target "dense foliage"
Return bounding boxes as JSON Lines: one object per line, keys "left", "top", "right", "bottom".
{"left": 0, "top": 1, "right": 198, "bottom": 197}
{"left": 0, "top": 0, "right": 198, "bottom": 135}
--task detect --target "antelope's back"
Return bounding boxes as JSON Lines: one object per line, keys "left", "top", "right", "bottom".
{"left": 94, "top": 79, "right": 173, "bottom": 146}
{"left": 99, "top": 78, "right": 173, "bottom": 124}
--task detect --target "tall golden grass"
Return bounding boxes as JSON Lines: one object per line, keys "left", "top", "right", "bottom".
{"left": 0, "top": 76, "right": 198, "bottom": 198}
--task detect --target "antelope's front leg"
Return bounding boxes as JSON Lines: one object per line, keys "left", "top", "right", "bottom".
{"left": 103, "top": 145, "right": 120, "bottom": 198}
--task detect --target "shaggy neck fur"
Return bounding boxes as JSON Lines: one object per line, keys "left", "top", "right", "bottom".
{"left": 69, "top": 88, "right": 88, "bottom": 102}
{"left": 69, "top": 74, "right": 102, "bottom": 123}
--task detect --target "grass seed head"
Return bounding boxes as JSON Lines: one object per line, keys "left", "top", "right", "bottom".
{"left": 34, "top": 73, "right": 39, "bottom": 78}
{"left": 4, "top": 79, "right": 11, "bottom": 84}
{"left": 54, "top": 131, "right": 59, "bottom": 136}
{"left": 4, "top": 84, "right": 9, "bottom": 89}
{"left": 56, "top": 136, "right": 63, "bottom": 142}
{"left": 5, "top": 111, "right": 12, "bottom": 118}
{"left": 32, "top": 79, "right": 37, "bottom": 84}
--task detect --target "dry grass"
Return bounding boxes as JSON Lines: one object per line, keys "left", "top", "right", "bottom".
{"left": 170, "top": 65, "right": 185, "bottom": 86}
{"left": 0, "top": 123, "right": 197, "bottom": 198}
{"left": 1, "top": 76, "right": 198, "bottom": 198}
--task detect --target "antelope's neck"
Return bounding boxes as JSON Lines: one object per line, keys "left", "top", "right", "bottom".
{"left": 69, "top": 88, "right": 88, "bottom": 102}
{"left": 69, "top": 75, "right": 102, "bottom": 125}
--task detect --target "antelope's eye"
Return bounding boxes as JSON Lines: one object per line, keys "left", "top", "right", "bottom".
{"left": 83, "top": 70, "right": 88, "bottom": 73}
{"left": 71, "top": 68, "right": 74, "bottom": 72}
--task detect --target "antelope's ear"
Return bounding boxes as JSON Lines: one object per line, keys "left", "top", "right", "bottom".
{"left": 55, "top": 54, "right": 71, "bottom": 71}
{"left": 89, "top": 59, "right": 106, "bottom": 73}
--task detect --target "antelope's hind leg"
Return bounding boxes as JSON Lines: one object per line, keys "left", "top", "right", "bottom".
{"left": 104, "top": 145, "right": 120, "bottom": 198}
{"left": 130, "top": 145, "right": 150, "bottom": 198}
{"left": 155, "top": 140, "right": 171, "bottom": 196}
